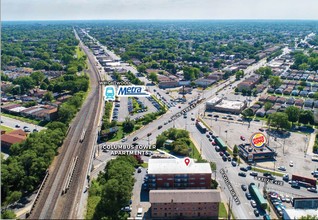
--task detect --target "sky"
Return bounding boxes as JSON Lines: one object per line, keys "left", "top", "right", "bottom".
{"left": 2, "top": 0, "right": 318, "bottom": 21}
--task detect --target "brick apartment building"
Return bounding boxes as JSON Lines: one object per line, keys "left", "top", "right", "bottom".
{"left": 147, "top": 158, "right": 212, "bottom": 190}
{"left": 150, "top": 189, "right": 221, "bottom": 219}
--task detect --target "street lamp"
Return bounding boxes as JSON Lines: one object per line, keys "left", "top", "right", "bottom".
{"left": 225, "top": 130, "right": 228, "bottom": 143}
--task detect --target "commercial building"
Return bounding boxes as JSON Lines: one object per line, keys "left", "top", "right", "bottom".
{"left": 194, "top": 78, "right": 216, "bottom": 88}
{"left": 150, "top": 189, "right": 221, "bottom": 219}
{"left": 206, "top": 97, "right": 247, "bottom": 114}
{"left": 147, "top": 158, "right": 212, "bottom": 190}
{"left": 293, "top": 197, "right": 318, "bottom": 209}
{"left": 282, "top": 209, "right": 318, "bottom": 220}
{"left": 238, "top": 143, "right": 275, "bottom": 163}
{"left": 237, "top": 75, "right": 261, "bottom": 92}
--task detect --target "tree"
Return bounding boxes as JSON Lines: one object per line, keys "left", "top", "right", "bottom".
{"left": 255, "top": 66, "right": 272, "bottom": 80}
{"left": 269, "top": 76, "right": 282, "bottom": 89}
{"left": 285, "top": 106, "right": 300, "bottom": 125}
{"left": 122, "top": 117, "right": 135, "bottom": 133}
{"left": 299, "top": 110, "right": 314, "bottom": 125}
{"left": 13, "top": 76, "right": 35, "bottom": 93}
{"left": 235, "top": 70, "right": 244, "bottom": 80}
{"left": 3, "top": 191, "right": 22, "bottom": 208}
{"left": 299, "top": 215, "right": 318, "bottom": 220}
{"left": 267, "top": 112, "right": 291, "bottom": 130}
{"left": 156, "top": 134, "right": 167, "bottom": 149}
{"left": 264, "top": 102, "right": 273, "bottom": 111}
{"left": 1, "top": 210, "right": 16, "bottom": 219}
{"left": 30, "top": 71, "right": 45, "bottom": 86}
{"left": 43, "top": 92, "right": 54, "bottom": 102}
{"left": 149, "top": 72, "right": 158, "bottom": 83}
{"left": 241, "top": 108, "right": 254, "bottom": 118}
{"left": 233, "top": 145, "right": 239, "bottom": 158}
{"left": 137, "top": 65, "right": 146, "bottom": 73}
{"left": 298, "top": 86, "right": 304, "bottom": 91}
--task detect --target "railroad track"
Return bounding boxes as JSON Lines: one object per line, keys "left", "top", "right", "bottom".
{"left": 29, "top": 29, "right": 102, "bottom": 219}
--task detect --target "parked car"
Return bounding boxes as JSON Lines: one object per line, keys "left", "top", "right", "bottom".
{"left": 158, "top": 125, "right": 163, "bottom": 129}
{"left": 240, "top": 136, "right": 245, "bottom": 141}
{"left": 250, "top": 172, "right": 258, "bottom": 177}
{"left": 15, "top": 124, "right": 20, "bottom": 128}
{"left": 240, "top": 167, "right": 248, "bottom": 172}
{"left": 307, "top": 187, "right": 318, "bottom": 193}
{"left": 289, "top": 161, "right": 294, "bottom": 167}
{"left": 250, "top": 200, "right": 257, "bottom": 208}
{"left": 219, "top": 152, "right": 224, "bottom": 156}
{"left": 133, "top": 137, "right": 139, "bottom": 141}
{"left": 227, "top": 157, "right": 232, "bottom": 162}
{"left": 254, "top": 209, "right": 259, "bottom": 217}
{"left": 278, "top": 166, "right": 286, "bottom": 171}
{"left": 245, "top": 192, "right": 252, "bottom": 200}
{"left": 238, "top": 172, "right": 246, "bottom": 177}
{"left": 246, "top": 165, "right": 252, "bottom": 170}
{"left": 231, "top": 161, "right": 237, "bottom": 167}
{"left": 241, "top": 184, "right": 247, "bottom": 191}
{"left": 259, "top": 128, "right": 265, "bottom": 132}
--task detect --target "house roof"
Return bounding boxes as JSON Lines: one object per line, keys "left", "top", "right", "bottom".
{"left": 149, "top": 189, "right": 221, "bottom": 203}
{"left": 1, "top": 129, "right": 27, "bottom": 145}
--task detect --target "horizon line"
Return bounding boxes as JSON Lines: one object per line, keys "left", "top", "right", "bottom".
{"left": 3, "top": 18, "right": 318, "bottom": 22}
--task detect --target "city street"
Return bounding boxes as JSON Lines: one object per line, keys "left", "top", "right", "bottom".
{"left": 1, "top": 115, "right": 46, "bottom": 132}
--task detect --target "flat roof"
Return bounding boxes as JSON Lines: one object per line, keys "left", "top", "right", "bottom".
{"left": 283, "top": 209, "right": 318, "bottom": 219}
{"left": 206, "top": 96, "right": 221, "bottom": 105}
{"left": 148, "top": 158, "right": 212, "bottom": 175}
{"left": 10, "top": 106, "right": 27, "bottom": 112}
{"left": 150, "top": 189, "right": 221, "bottom": 203}
{"left": 215, "top": 99, "right": 245, "bottom": 110}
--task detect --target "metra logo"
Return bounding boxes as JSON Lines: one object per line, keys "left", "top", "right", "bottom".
{"left": 117, "top": 86, "right": 150, "bottom": 97}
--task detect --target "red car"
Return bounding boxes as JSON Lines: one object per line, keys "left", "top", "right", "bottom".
{"left": 212, "top": 141, "right": 216, "bottom": 145}
{"left": 240, "top": 136, "right": 245, "bottom": 141}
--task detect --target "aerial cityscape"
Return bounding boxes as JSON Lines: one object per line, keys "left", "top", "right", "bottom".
{"left": 1, "top": 0, "right": 318, "bottom": 220}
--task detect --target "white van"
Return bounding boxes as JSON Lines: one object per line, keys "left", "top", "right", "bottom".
{"left": 136, "top": 208, "right": 143, "bottom": 219}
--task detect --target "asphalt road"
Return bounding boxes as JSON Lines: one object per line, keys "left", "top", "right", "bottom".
{"left": 1, "top": 116, "right": 46, "bottom": 132}
{"left": 30, "top": 29, "right": 103, "bottom": 219}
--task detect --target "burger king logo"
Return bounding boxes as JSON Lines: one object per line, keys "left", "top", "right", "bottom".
{"left": 250, "top": 133, "right": 267, "bottom": 149}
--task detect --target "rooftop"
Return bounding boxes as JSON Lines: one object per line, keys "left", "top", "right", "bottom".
{"left": 283, "top": 209, "right": 318, "bottom": 219}
{"left": 148, "top": 158, "right": 212, "bottom": 175}
{"left": 215, "top": 99, "right": 245, "bottom": 110}
{"left": 149, "top": 189, "right": 221, "bottom": 203}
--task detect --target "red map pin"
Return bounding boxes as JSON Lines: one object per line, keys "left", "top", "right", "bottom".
{"left": 184, "top": 157, "right": 191, "bottom": 166}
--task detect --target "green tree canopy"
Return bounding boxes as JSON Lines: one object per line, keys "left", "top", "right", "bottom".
{"left": 299, "top": 110, "right": 314, "bottom": 125}
{"left": 285, "top": 106, "right": 300, "bottom": 124}
{"left": 269, "top": 76, "right": 282, "bottom": 89}
{"left": 267, "top": 112, "right": 291, "bottom": 130}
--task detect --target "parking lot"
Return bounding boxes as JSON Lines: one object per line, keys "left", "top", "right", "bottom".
{"left": 131, "top": 167, "right": 151, "bottom": 219}
{"left": 201, "top": 114, "right": 315, "bottom": 179}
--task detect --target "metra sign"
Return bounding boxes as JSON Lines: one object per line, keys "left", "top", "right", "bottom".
{"left": 117, "top": 86, "right": 150, "bottom": 97}
{"left": 250, "top": 132, "right": 267, "bottom": 149}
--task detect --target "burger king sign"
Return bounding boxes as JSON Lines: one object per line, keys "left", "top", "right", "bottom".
{"left": 250, "top": 132, "right": 267, "bottom": 149}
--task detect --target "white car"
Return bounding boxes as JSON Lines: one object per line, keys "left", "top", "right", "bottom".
{"left": 289, "top": 161, "right": 294, "bottom": 167}
{"left": 250, "top": 200, "right": 257, "bottom": 208}
{"left": 278, "top": 166, "right": 286, "bottom": 171}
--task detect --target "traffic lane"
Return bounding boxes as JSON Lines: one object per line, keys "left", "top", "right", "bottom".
{"left": 1, "top": 116, "right": 46, "bottom": 132}
{"left": 188, "top": 123, "right": 255, "bottom": 220}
